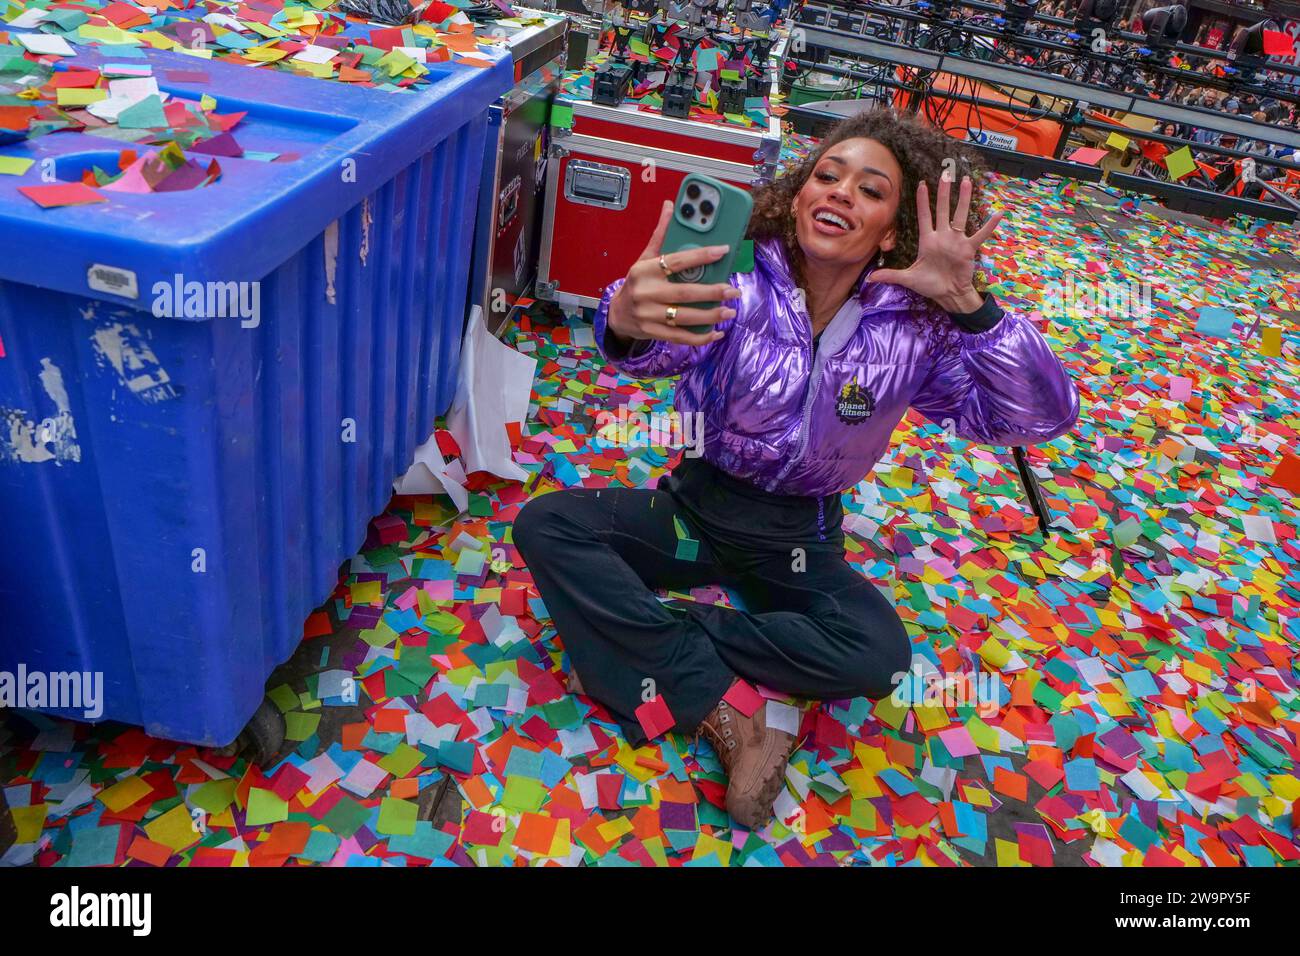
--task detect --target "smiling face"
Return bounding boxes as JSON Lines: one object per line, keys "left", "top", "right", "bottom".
{"left": 791, "top": 137, "right": 903, "bottom": 276}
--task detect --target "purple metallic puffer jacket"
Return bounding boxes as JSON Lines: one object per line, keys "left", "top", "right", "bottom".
{"left": 592, "top": 236, "right": 1080, "bottom": 499}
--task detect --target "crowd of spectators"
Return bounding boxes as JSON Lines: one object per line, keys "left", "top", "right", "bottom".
{"left": 1003, "top": 1, "right": 1300, "bottom": 197}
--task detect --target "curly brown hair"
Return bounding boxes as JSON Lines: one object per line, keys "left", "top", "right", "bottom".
{"left": 748, "top": 108, "right": 991, "bottom": 297}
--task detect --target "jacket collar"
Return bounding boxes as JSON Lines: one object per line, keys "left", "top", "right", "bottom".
{"left": 754, "top": 236, "right": 921, "bottom": 313}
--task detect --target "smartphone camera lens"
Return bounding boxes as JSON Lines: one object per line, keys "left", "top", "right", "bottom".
{"left": 686, "top": 183, "right": 701, "bottom": 200}
{"left": 699, "top": 199, "right": 715, "bottom": 216}
{"left": 681, "top": 203, "right": 695, "bottom": 218}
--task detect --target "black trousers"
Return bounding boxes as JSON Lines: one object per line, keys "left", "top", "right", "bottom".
{"left": 512, "top": 457, "right": 912, "bottom": 744}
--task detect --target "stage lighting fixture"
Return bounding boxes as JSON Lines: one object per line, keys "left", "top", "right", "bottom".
{"left": 1229, "top": 18, "right": 1276, "bottom": 59}
{"left": 999, "top": 0, "right": 1040, "bottom": 34}
{"left": 1226, "top": 18, "right": 1278, "bottom": 83}
{"left": 1140, "top": 4, "right": 1188, "bottom": 47}
{"left": 1073, "top": 0, "right": 1119, "bottom": 33}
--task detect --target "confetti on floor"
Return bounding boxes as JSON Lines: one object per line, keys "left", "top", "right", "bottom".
{"left": 1, "top": 0, "right": 521, "bottom": 92}
{"left": 3, "top": 167, "right": 1300, "bottom": 868}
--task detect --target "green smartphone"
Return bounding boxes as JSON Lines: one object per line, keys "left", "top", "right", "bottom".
{"left": 661, "top": 173, "right": 753, "bottom": 334}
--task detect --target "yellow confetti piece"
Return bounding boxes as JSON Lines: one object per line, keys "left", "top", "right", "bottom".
{"left": 841, "top": 767, "right": 883, "bottom": 799}
{"left": 966, "top": 715, "right": 1002, "bottom": 752}
{"left": 995, "top": 837, "right": 1025, "bottom": 866}
{"left": 913, "top": 699, "right": 951, "bottom": 731}
{"left": 137, "top": 30, "right": 178, "bottom": 50}
{"left": 12, "top": 804, "right": 48, "bottom": 843}
{"left": 243, "top": 45, "right": 290, "bottom": 63}
{"left": 77, "top": 24, "right": 140, "bottom": 45}
{"left": 596, "top": 816, "right": 633, "bottom": 842}
{"left": 1096, "top": 693, "right": 1135, "bottom": 717}
{"left": 57, "top": 87, "right": 108, "bottom": 107}
{"left": 294, "top": 59, "right": 334, "bottom": 78}
{"left": 1268, "top": 775, "right": 1300, "bottom": 802}
{"left": 97, "top": 775, "right": 153, "bottom": 812}
{"left": 143, "top": 804, "right": 202, "bottom": 853}
{"left": 692, "top": 832, "right": 732, "bottom": 865}
{"left": 247, "top": 21, "right": 287, "bottom": 39}
{"left": 871, "top": 691, "right": 908, "bottom": 730}
{"left": 978, "top": 637, "right": 1011, "bottom": 668}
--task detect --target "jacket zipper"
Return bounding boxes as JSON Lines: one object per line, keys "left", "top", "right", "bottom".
{"left": 772, "top": 300, "right": 820, "bottom": 486}
{"left": 767, "top": 256, "right": 903, "bottom": 491}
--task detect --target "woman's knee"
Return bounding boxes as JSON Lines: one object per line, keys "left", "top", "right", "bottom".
{"left": 838, "top": 614, "right": 913, "bottom": 701}
{"left": 512, "top": 492, "right": 565, "bottom": 558}
{"left": 512, "top": 490, "right": 591, "bottom": 559}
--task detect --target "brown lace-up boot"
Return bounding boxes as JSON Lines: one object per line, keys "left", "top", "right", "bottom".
{"left": 697, "top": 684, "right": 796, "bottom": 831}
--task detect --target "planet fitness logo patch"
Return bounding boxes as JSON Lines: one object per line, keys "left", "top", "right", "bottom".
{"left": 836, "top": 380, "right": 875, "bottom": 425}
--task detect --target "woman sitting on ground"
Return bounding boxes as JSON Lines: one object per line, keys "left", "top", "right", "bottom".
{"left": 513, "top": 109, "right": 1080, "bottom": 830}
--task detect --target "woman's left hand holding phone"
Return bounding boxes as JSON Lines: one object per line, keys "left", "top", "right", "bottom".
{"left": 606, "top": 200, "right": 742, "bottom": 350}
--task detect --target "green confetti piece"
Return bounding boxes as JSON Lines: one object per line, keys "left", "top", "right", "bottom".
{"left": 285, "top": 711, "right": 321, "bottom": 742}
{"left": 377, "top": 742, "right": 426, "bottom": 778}
{"left": 376, "top": 797, "right": 418, "bottom": 836}
{"left": 321, "top": 795, "right": 371, "bottom": 839}
{"left": 501, "top": 775, "right": 546, "bottom": 813}
{"left": 733, "top": 238, "right": 755, "bottom": 273}
{"left": 1112, "top": 517, "right": 1143, "bottom": 549}
{"left": 189, "top": 779, "right": 237, "bottom": 815}
{"left": 245, "top": 788, "right": 289, "bottom": 827}
{"left": 1032, "top": 680, "right": 1066, "bottom": 713}
{"left": 384, "top": 669, "right": 424, "bottom": 698}
{"left": 267, "top": 683, "right": 299, "bottom": 713}
{"left": 550, "top": 102, "right": 574, "bottom": 129}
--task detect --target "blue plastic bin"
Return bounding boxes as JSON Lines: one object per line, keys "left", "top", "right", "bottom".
{"left": 0, "top": 44, "right": 512, "bottom": 746}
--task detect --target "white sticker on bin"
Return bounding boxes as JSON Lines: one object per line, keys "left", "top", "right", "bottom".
{"left": 87, "top": 264, "right": 140, "bottom": 300}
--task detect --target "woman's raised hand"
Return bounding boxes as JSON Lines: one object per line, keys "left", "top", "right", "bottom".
{"left": 871, "top": 175, "right": 1004, "bottom": 315}
{"left": 606, "top": 200, "right": 742, "bottom": 345}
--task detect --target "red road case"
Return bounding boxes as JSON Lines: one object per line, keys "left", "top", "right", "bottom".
{"left": 537, "top": 97, "right": 781, "bottom": 311}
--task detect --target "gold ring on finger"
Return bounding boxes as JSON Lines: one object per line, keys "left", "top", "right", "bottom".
{"left": 659, "top": 255, "right": 673, "bottom": 277}
{"left": 665, "top": 305, "right": 678, "bottom": 326}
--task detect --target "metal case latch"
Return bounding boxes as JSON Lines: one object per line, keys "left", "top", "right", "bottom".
{"left": 563, "top": 159, "right": 631, "bottom": 210}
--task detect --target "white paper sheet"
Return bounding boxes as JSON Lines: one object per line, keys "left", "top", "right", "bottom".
{"left": 393, "top": 436, "right": 469, "bottom": 512}
{"left": 445, "top": 304, "right": 537, "bottom": 482}
{"left": 394, "top": 306, "right": 535, "bottom": 511}
{"left": 16, "top": 33, "right": 75, "bottom": 56}
{"left": 293, "top": 44, "right": 339, "bottom": 64}
{"left": 9, "top": 9, "right": 51, "bottom": 28}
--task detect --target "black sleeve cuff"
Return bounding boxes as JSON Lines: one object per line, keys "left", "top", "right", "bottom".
{"left": 947, "top": 292, "right": 1004, "bottom": 333}
{"left": 603, "top": 327, "right": 651, "bottom": 362}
